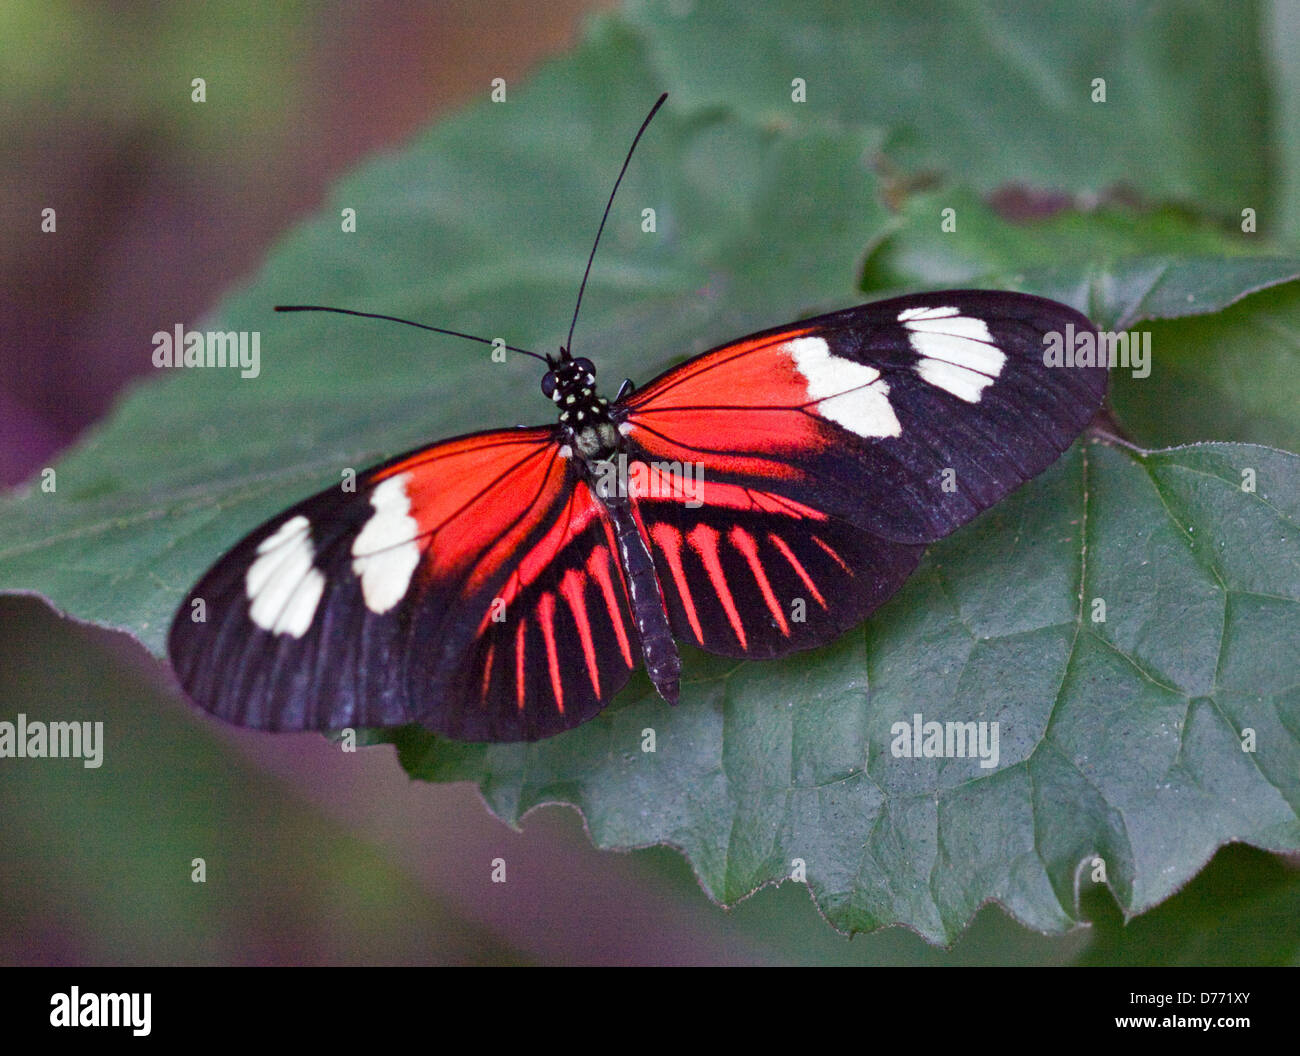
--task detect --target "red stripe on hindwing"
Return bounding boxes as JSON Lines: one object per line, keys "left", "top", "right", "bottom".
{"left": 587, "top": 542, "right": 634, "bottom": 668}
{"left": 767, "top": 532, "right": 827, "bottom": 608}
{"left": 687, "top": 523, "right": 747, "bottom": 648}
{"left": 650, "top": 522, "right": 702, "bottom": 643}
{"left": 730, "top": 526, "right": 789, "bottom": 636}
{"left": 537, "top": 592, "right": 564, "bottom": 713}
{"left": 515, "top": 618, "right": 527, "bottom": 712}
{"left": 481, "top": 642, "right": 495, "bottom": 702}
{"left": 626, "top": 465, "right": 828, "bottom": 520}
{"left": 812, "top": 534, "right": 851, "bottom": 573}
{"left": 559, "top": 569, "right": 601, "bottom": 697}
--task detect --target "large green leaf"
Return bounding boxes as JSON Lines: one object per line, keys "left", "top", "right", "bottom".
{"left": 3, "top": 2, "right": 1298, "bottom": 944}
{"left": 382, "top": 440, "right": 1300, "bottom": 941}
{"left": 625, "top": 0, "right": 1271, "bottom": 212}
{"left": 861, "top": 187, "right": 1277, "bottom": 293}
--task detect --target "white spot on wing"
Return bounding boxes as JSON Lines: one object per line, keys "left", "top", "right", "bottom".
{"left": 898, "top": 305, "right": 959, "bottom": 322}
{"left": 246, "top": 515, "right": 326, "bottom": 637}
{"left": 788, "top": 336, "right": 901, "bottom": 438}
{"left": 352, "top": 473, "right": 421, "bottom": 614}
{"left": 909, "top": 329, "right": 1005, "bottom": 375}
{"left": 916, "top": 359, "right": 991, "bottom": 403}
{"left": 901, "top": 305, "right": 1005, "bottom": 403}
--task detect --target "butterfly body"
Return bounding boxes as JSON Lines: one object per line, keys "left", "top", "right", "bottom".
{"left": 544, "top": 349, "right": 684, "bottom": 706}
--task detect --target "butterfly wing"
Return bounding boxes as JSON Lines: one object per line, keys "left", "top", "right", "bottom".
{"left": 615, "top": 290, "right": 1106, "bottom": 657}
{"left": 627, "top": 470, "right": 925, "bottom": 659}
{"left": 420, "top": 479, "right": 639, "bottom": 741}
{"left": 168, "top": 426, "right": 637, "bottom": 741}
{"left": 619, "top": 289, "right": 1108, "bottom": 544}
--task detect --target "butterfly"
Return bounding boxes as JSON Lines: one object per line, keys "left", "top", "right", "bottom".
{"left": 168, "top": 94, "right": 1108, "bottom": 742}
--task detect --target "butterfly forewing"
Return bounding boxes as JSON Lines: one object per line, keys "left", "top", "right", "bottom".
{"left": 620, "top": 290, "right": 1107, "bottom": 544}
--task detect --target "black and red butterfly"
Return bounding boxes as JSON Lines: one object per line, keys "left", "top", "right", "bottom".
{"left": 168, "top": 95, "right": 1108, "bottom": 742}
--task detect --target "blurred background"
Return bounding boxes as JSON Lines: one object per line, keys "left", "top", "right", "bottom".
{"left": 1, "top": 0, "right": 1297, "bottom": 965}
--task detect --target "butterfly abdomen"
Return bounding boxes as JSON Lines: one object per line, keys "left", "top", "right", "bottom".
{"left": 600, "top": 488, "right": 681, "bottom": 705}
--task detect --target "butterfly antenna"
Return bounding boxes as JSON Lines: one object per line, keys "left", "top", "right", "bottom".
{"left": 274, "top": 305, "right": 550, "bottom": 363}
{"left": 564, "top": 92, "right": 668, "bottom": 357}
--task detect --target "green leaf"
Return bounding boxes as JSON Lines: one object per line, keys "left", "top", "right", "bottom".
{"left": 626, "top": 0, "right": 1270, "bottom": 212}
{"left": 382, "top": 440, "right": 1300, "bottom": 942}
{"left": 1108, "top": 281, "right": 1300, "bottom": 454}
{"left": 3, "top": 2, "right": 1298, "bottom": 945}
{"left": 861, "top": 187, "right": 1276, "bottom": 293}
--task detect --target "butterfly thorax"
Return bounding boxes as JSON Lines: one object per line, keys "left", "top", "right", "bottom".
{"left": 549, "top": 357, "right": 620, "bottom": 460}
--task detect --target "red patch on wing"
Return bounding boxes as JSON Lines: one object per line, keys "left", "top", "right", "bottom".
{"left": 622, "top": 328, "right": 827, "bottom": 475}
{"left": 627, "top": 465, "right": 828, "bottom": 519}
{"left": 481, "top": 483, "right": 603, "bottom": 628}
{"left": 374, "top": 428, "right": 569, "bottom": 596}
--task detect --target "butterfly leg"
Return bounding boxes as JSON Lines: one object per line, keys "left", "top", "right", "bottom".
{"left": 602, "top": 492, "right": 680, "bottom": 705}
{"left": 614, "top": 378, "right": 636, "bottom": 401}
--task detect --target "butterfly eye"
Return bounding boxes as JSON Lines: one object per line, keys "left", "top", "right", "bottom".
{"left": 573, "top": 357, "right": 595, "bottom": 381}
{"left": 541, "top": 372, "right": 557, "bottom": 398}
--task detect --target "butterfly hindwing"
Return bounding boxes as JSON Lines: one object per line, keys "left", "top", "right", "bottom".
{"left": 630, "top": 473, "right": 924, "bottom": 659}
{"left": 412, "top": 481, "right": 639, "bottom": 742}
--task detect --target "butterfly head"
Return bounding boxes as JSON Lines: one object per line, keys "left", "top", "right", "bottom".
{"left": 543, "top": 352, "right": 617, "bottom": 457}
{"left": 541, "top": 352, "right": 596, "bottom": 404}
